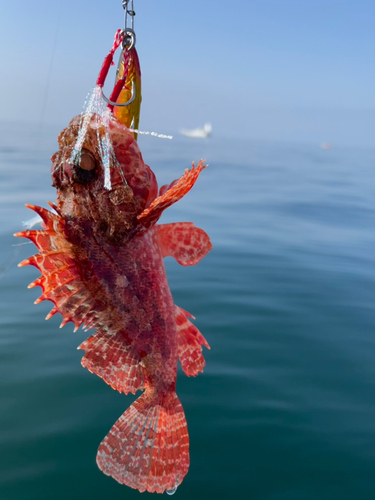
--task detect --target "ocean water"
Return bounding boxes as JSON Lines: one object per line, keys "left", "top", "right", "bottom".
{"left": 1, "top": 124, "right": 375, "bottom": 500}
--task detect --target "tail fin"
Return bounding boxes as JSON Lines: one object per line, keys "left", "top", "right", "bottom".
{"left": 97, "top": 391, "right": 189, "bottom": 493}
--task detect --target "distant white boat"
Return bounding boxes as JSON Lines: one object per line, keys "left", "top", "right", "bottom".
{"left": 180, "top": 123, "right": 212, "bottom": 139}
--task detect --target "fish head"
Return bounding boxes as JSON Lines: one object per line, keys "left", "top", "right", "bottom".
{"left": 51, "top": 114, "right": 158, "bottom": 245}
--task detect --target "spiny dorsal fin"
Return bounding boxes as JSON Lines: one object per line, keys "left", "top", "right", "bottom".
{"left": 15, "top": 204, "right": 96, "bottom": 331}
{"left": 16, "top": 204, "right": 145, "bottom": 393}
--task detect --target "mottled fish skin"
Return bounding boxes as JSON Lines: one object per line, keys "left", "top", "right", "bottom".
{"left": 15, "top": 113, "right": 212, "bottom": 493}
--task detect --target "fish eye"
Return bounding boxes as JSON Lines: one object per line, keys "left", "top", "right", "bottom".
{"left": 73, "top": 149, "right": 97, "bottom": 184}
{"left": 79, "top": 150, "right": 96, "bottom": 171}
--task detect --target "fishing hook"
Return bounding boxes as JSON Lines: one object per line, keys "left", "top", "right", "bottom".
{"left": 101, "top": 80, "right": 136, "bottom": 107}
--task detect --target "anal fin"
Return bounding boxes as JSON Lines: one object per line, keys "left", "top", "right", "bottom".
{"left": 175, "top": 306, "right": 210, "bottom": 377}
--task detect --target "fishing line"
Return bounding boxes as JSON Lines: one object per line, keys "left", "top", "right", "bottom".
{"left": 0, "top": 246, "right": 21, "bottom": 280}
{"left": 128, "top": 129, "right": 173, "bottom": 140}
{"left": 35, "top": 3, "right": 63, "bottom": 151}
{"left": 0, "top": 218, "right": 42, "bottom": 281}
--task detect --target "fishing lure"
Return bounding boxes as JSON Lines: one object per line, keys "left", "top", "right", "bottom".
{"left": 15, "top": 3, "right": 211, "bottom": 495}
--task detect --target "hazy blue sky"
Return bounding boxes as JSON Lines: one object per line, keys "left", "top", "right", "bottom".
{"left": 1, "top": 0, "right": 374, "bottom": 146}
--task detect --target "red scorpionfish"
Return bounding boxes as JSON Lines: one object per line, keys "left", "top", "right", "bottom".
{"left": 15, "top": 33, "right": 212, "bottom": 494}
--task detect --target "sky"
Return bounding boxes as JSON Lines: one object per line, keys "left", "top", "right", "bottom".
{"left": 0, "top": 0, "right": 374, "bottom": 147}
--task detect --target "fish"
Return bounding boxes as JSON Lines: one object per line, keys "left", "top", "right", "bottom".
{"left": 14, "top": 31, "right": 212, "bottom": 494}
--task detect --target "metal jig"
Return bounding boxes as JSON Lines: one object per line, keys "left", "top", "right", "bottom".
{"left": 101, "top": 0, "right": 137, "bottom": 108}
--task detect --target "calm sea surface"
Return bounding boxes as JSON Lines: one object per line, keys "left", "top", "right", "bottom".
{"left": 1, "top": 124, "right": 375, "bottom": 500}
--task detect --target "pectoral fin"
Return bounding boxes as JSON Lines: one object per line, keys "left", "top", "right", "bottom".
{"left": 137, "top": 160, "right": 206, "bottom": 228}
{"left": 157, "top": 222, "right": 212, "bottom": 266}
